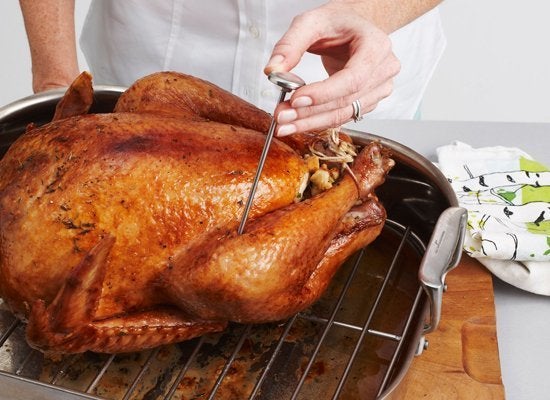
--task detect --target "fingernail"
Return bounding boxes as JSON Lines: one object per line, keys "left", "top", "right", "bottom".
{"left": 265, "top": 54, "right": 285, "bottom": 70}
{"left": 277, "top": 109, "right": 297, "bottom": 124}
{"left": 291, "top": 96, "right": 313, "bottom": 108}
{"left": 277, "top": 124, "right": 297, "bottom": 137}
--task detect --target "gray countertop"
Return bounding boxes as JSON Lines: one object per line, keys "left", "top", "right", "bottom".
{"left": 350, "top": 119, "right": 550, "bottom": 400}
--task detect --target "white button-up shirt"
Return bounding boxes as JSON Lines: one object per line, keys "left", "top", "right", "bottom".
{"left": 81, "top": 0, "right": 445, "bottom": 119}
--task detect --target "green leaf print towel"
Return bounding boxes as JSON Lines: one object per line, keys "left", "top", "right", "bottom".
{"left": 437, "top": 141, "right": 550, "bottom": 295}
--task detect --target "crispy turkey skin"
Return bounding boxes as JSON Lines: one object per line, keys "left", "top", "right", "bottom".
{"left": 0, "top": 72, "right": 393, "bottom": 354}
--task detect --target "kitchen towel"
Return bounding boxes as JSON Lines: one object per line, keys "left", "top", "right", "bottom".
{"left": 437, "top": 141, "right": 550, "bottom": 295}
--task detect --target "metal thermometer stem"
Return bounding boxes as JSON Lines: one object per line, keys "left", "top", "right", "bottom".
{"left": 237, "top": 89, "right": 287, "bottom": 235}
{"left": 237, "top": 72, "right": 305, "bottom": 235}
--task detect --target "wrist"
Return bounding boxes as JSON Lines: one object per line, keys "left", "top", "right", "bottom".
{"left": 325, "top": 0, "right": 443, "bottom": 34}
{"left": 32, "top": 66, "right": 80, "bottom": 93}
{"left": 322, "top": 0, "right": 393, "bottom": 33}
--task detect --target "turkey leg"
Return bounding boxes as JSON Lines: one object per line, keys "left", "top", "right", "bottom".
{"left": 160, "top": 142, "right": 394, "bottom": 323}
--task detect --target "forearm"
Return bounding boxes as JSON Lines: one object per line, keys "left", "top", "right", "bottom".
{"left": 329, "top": 0, "right": 443, "bottom": 33}
{"left": 19, "top": 0, "right": 79, "bottom": 92}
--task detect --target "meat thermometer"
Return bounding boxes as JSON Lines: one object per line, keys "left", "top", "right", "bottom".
{"left": 237, "top": 71, "right": 306, "bottom": 235}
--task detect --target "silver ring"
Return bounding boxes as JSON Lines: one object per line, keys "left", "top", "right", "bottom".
{"left": 351, "top": 99, "right": 363, "bottom": 122}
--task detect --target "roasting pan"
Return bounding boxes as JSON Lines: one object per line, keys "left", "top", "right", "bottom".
{"left": 0, "top": 88, "right": 466, "bottom": 400}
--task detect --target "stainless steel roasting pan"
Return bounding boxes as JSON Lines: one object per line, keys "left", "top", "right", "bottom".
{"left": 0, "top": 88, "right": 466, "bottom": 400}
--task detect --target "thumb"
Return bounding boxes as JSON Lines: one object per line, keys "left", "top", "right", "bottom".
{"left": 264, "top": 15, "right": 318, "bottom": 75}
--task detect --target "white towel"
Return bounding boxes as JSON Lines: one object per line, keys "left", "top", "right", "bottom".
{"left": 437, "top": 141, "right": 550, "bottom": 295}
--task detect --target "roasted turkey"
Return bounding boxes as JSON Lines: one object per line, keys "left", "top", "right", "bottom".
{"left": 0, "top": 72, "right": 393, "bottom": 355}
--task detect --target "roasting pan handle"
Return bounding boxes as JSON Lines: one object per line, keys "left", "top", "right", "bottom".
{"left": 419, "top": 206, "right": 467, "bottom": 334}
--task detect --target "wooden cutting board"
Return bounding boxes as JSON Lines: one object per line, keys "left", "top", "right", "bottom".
{"left": 396, "top": 255, "right": 505, "bottom": 399}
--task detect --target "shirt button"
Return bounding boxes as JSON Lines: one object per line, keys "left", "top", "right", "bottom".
{"left": 249, "top": 25, "right": 260, "bottom": 38}
{"left": 261, "top": 89, "right": 272, "bottom": 98}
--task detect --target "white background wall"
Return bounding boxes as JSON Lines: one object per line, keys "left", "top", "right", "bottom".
{"left": 1, "top": 1, "right": 549, "bottom": 123}
{"left": 422, "top": 0, "right": 550, "bottom": 123}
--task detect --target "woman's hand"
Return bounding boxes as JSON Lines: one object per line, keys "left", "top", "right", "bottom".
{"left": 264, "top": 3, "right": 401, "bottom": 136}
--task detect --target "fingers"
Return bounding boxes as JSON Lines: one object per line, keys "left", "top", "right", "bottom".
{"left": 274, "top": 50, "right": 399, "bottom": 136}
{"left": 264, "top": 6, "right": 401, "bottom": 136}
{"left": 275, "top": 78, "right": 394, "bottom": 136}
{"left": 291, "top": 26, "right": 396, "bottom": 105}
{"left": 264, "top": 13, "right": 320, "bottom": 75}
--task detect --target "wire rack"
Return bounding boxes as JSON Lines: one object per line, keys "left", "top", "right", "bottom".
{"left": 0, "top": 218, "right": 428, "bottom": 400}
